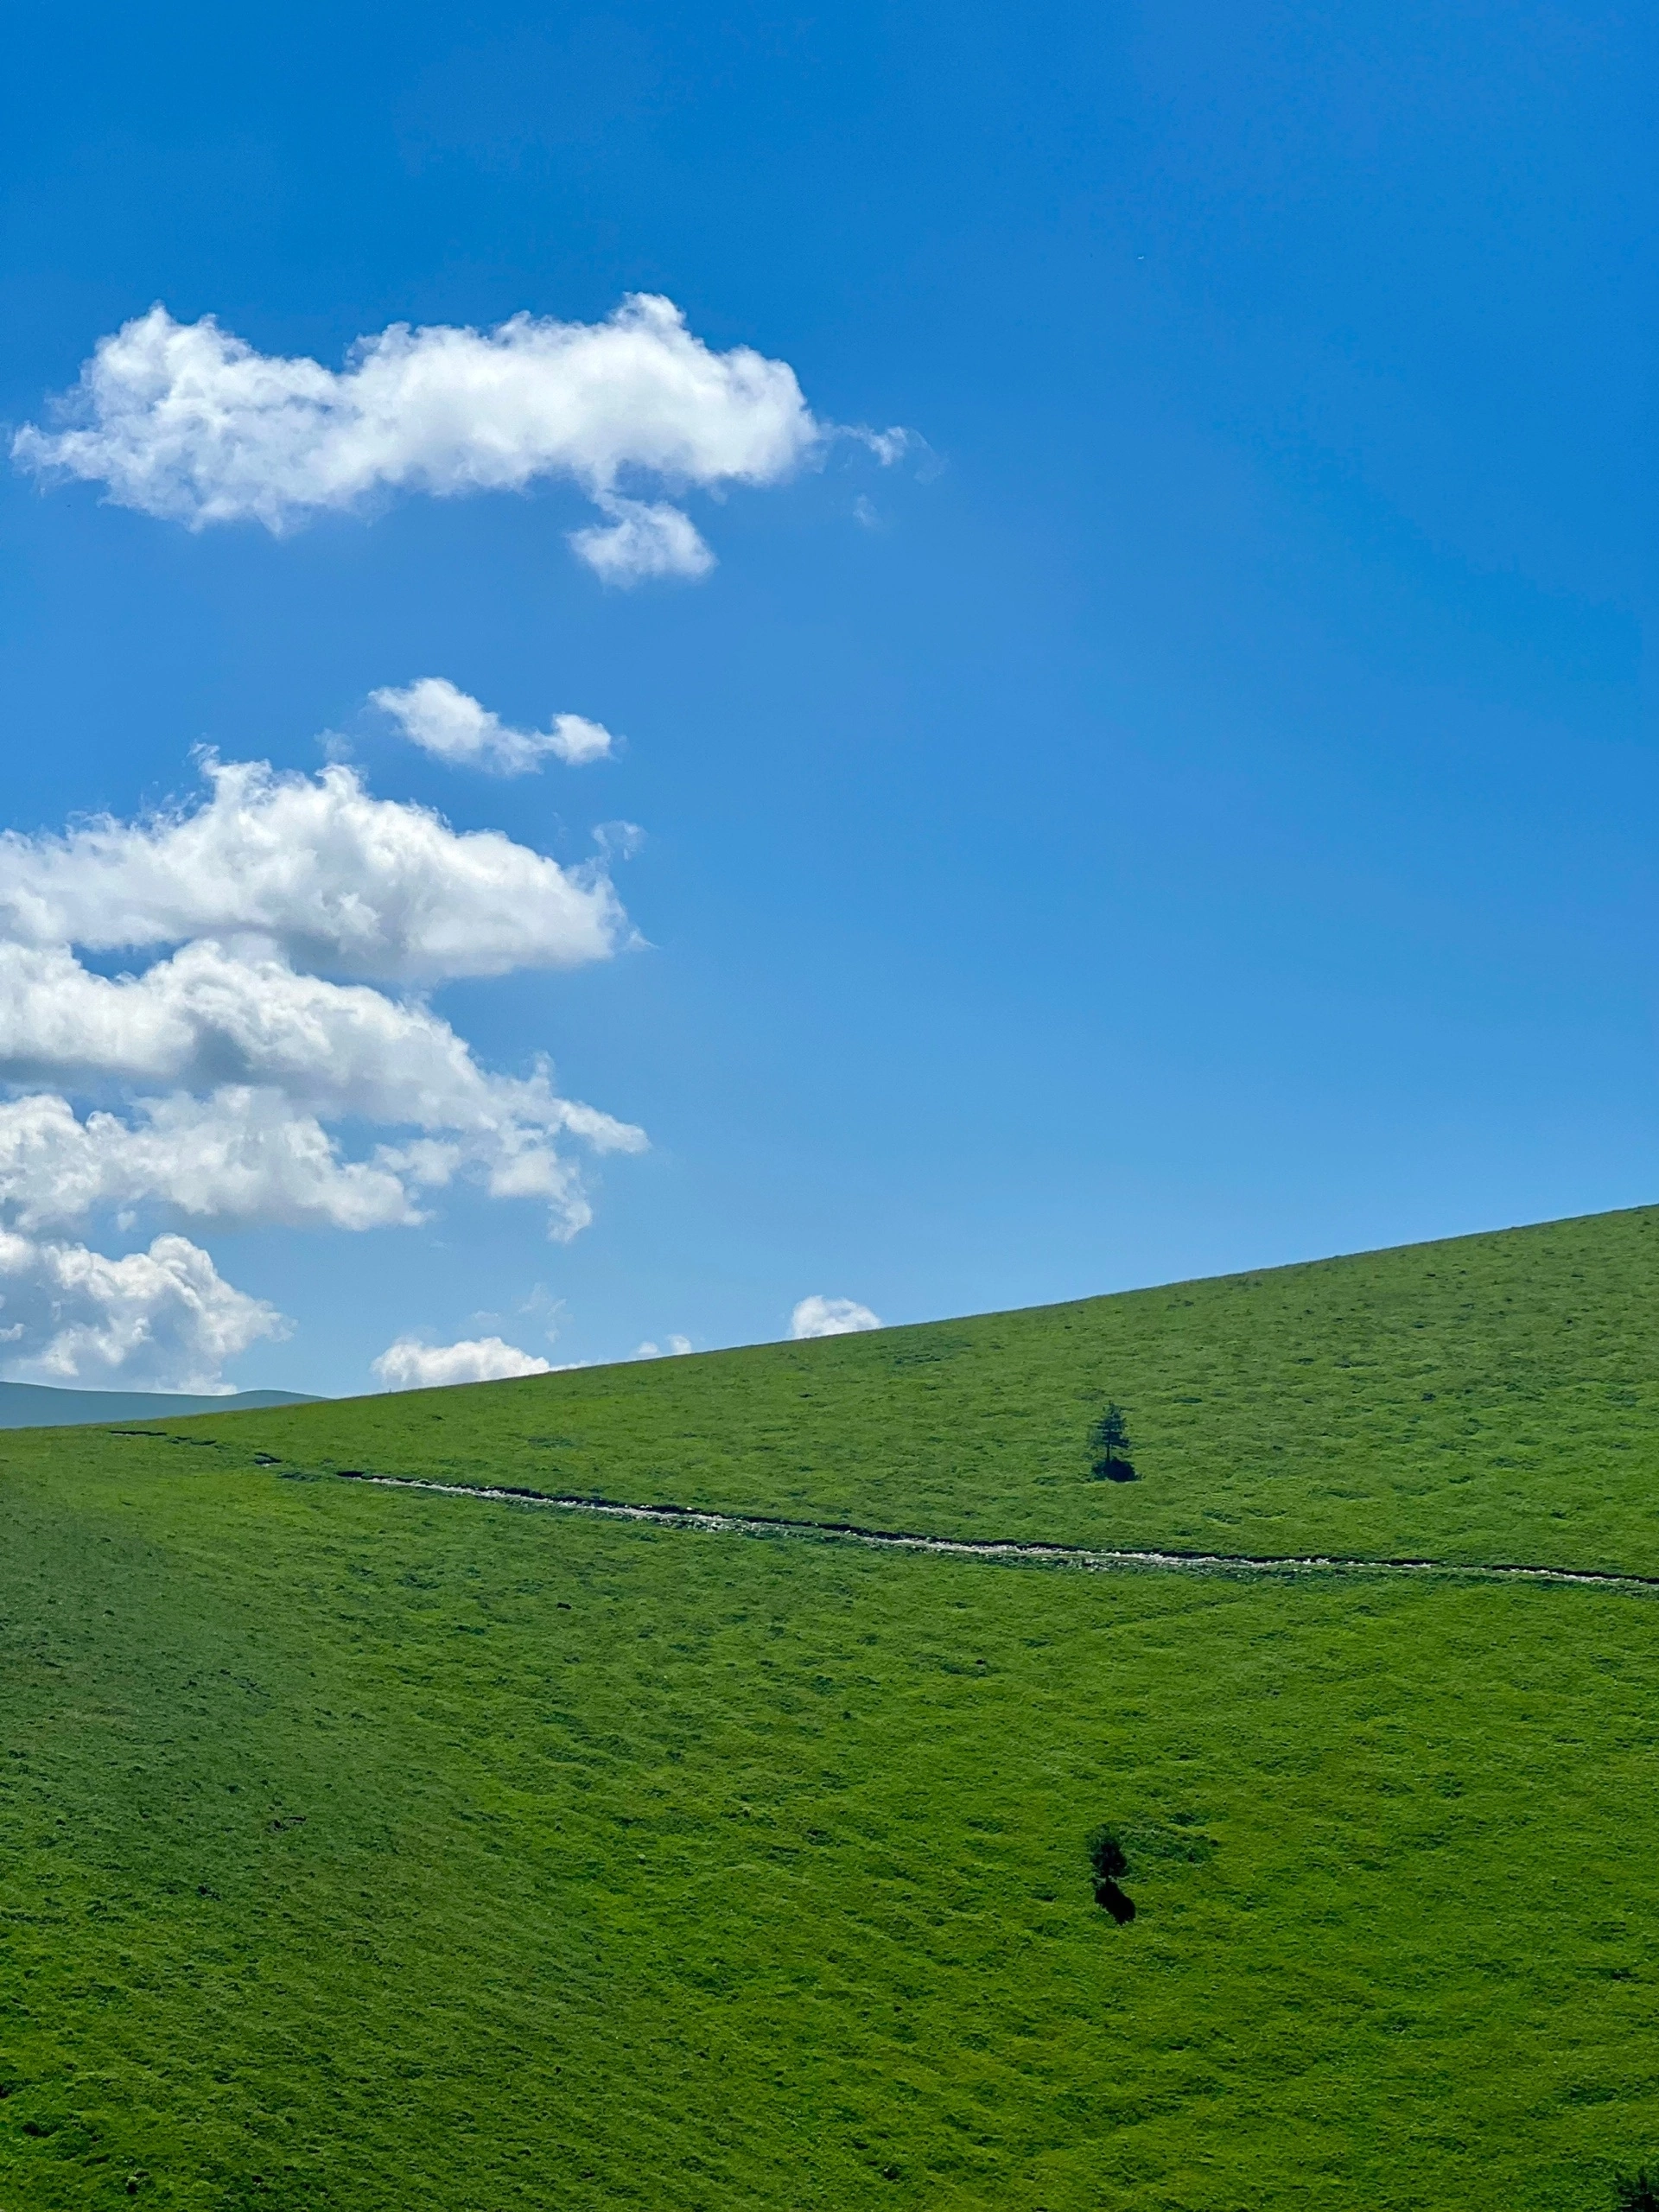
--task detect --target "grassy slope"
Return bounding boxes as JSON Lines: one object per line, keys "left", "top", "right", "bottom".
{"left": 3, "top": 1205, "right": 1659, "bottom": 2211}
{"left": 217, "top": 1204, "right": 1659, "bottom": 1574}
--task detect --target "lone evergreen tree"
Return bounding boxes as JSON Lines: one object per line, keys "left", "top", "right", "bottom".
{"left": 1089, "top": 1402, "right": 1136, "bottom": 1481}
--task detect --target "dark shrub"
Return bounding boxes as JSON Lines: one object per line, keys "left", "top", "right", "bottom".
{"left": 1617, "top": 2173, "right": 1659, "bottom": 2212}
{"left": 1087, "top": 1828, "right": 1135, "bottom": 1921}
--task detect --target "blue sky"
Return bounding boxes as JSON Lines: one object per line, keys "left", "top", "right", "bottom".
{"left": 0, "top": 0, "right": 1650, "bottom": 1395}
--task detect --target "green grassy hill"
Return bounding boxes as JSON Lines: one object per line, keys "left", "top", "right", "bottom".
{"left": 221, "top": 1200, "right": 1659, "bottom": 1572}
{"left": 4, "top": 1205, "right": 1659, "bottom": 2210}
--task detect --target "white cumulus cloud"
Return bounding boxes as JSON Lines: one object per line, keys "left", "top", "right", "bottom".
{"left": 371, "top": 677, "right": 615, "bottom": 774}
{"left": 0, "top": 757, "right": 625, "bottom": 982}
{"left": 0, "top": 944, "right": 644, "bottom": 1243}
{"left": 0, "top": 1089, "right": 417, "bottom": 1233}
{"left": 790, "top": 1295, "right": 884, "bottom": 1339}
{"left": 14, "top": 295, "right": 823, "bottom": 581}
{"left": 0, "top": 748, "right": 650, "bottom": 1384}
{"left": 630, "top": 1334, "right": 694, "bottom": 1360}
{"left": 372, "top": 1334, "right": 552, "bottom": 1389}
{"left": 0, "top": 938, "right": 637, "bottom": 1142}
{"left": 0, "top": 1228, "right": 286, "bottom": 1391}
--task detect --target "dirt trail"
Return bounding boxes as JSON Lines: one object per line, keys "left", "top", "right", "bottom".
{"left": 326, "top": 1470, "right": 1659, "bottom": 1597}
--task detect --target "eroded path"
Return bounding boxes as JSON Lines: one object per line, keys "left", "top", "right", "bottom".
{"left": 327, "top": 1469, "right": 1659, "bottom": 1597}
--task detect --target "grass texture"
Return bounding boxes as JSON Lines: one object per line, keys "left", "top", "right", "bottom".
{"left": 3, "top": 1205, "right": 1659, "bottom": 2209}
{"left": 210, "top": 1204, "right": 1659, "bottom": 1574}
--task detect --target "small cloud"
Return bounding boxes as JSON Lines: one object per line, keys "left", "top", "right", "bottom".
{"left": 518, "top": 1284, "right": 569, "bottom": 1344}
{"left": 547, "top": 715, "right": 617, "bottom": 765}
{"left": 852, "top": 494, "right": 880, "bottom": 531}
{"left": 838, "top": 424, "right": 917, "bottom": 467}
{"left": 790, "top": 1295, "right": 882, "bottom": 1340}
{"left": 372, "top": 677, "right": 616, "bottom": 774}
{"left": 630, "top": 1333, "right": 694, "bottom": 1360}
{"left": 372, "top": 1334, "right": 552, "bottom": 1389}
{"left": 831, "top": 423, "right": 942, "bottom": 482}
{"left": 591, "top": 819, "right": 645, "bottom": 862}
{"left": 570, "top": 495, "right": 715, "bottom": 585}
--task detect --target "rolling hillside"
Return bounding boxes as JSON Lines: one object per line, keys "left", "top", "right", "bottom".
{"left": 217, "top": 1200, "right": 1659, "bottom": 1573}
{"left": 3, "top": 1206, "right": 1657, "bottom": 2211}
{"left": 0, "top": 1384, "right": 317, "bottom": 1431}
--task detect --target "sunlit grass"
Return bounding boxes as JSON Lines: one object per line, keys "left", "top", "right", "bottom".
{"left": 3, "top": 1205, "right": 1657, "bottom": 2208}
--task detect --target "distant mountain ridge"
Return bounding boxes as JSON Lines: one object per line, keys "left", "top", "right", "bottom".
{"left": 0, "top": 1381, "right": 321, "bottom": 1430}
